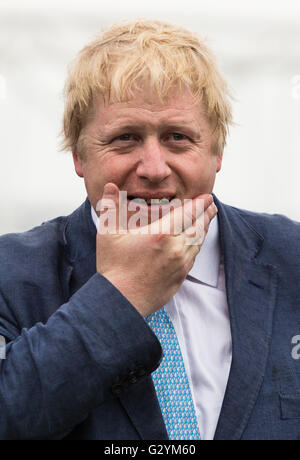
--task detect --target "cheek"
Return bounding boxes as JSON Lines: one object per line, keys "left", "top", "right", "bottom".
{"left": 104, "top": 156, "right": 137, "bottom": 185}
{"left": 179, "top": 159, "right": 218, "bottom": 193}
{"left": 85, "top": 156, "right": 133, "bottom": 191}
{"left": 80, "top": 161, "right": 106, "bottom": 204}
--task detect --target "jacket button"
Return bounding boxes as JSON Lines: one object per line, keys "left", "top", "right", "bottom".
{"left": 128, "top": 370, "right": 138, "bottom": 384}
{"left": 111, "top": 383, "right": 123, "bottom": 396}
{"left": 129, "top": 375, "right": 138, "bottom": 384}
{"left": 136, "top": 367, "right": 146, "bottom": 377}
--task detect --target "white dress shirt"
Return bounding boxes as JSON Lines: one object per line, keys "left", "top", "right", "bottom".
{"left": 91, "top": 207, "right": 232, "bottom": 440}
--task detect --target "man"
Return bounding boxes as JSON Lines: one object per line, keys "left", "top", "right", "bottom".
{"left": 0, "top": 19, "right": 299, "bottom": 441}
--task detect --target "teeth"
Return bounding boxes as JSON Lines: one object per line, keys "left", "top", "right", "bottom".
{"left": 132, "top": 198, "right": 146, "bottom": 204}
{"left": 130, "top": 196, "right": 173, "bottom": 205}
{"left": 160, "top": 198, "right": 171, "bottom": 205}
{"left": 146, "top": 197, "right": 172, "bottom": 205}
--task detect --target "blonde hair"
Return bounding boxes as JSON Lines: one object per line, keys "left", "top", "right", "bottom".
{"left": 61, "top": 19, "right": 233, "bottom": 156}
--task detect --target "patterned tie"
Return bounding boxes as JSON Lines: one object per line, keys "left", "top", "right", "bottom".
{"left": 146, "top": 307, "right": 201, "bottom": 440}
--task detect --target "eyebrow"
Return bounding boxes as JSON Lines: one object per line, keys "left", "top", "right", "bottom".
{"left": 163, "top": 123, "right": 201, "bottom": 137}
{"left": 102, "top": 119, "right": 202, "bottom": 139}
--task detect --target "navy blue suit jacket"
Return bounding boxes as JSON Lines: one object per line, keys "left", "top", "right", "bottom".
{"left": 0, "top": 196, "right": 300, "bottom": 440}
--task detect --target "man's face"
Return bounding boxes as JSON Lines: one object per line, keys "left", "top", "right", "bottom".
{"left": 73, "top": 86, "right": 223, "bottom": 222}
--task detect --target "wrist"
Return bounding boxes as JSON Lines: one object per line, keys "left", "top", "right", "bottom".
{"left": 100, "top": 271, "right": 150, "bottom": 317}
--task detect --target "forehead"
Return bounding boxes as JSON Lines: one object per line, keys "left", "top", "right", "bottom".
{"left": 90, "top": 86, "right": 206, "bottom": 129}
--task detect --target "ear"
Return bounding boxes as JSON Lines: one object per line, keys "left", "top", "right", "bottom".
{"left": 72, "top": 151, "right": 84, "bottom": 178}
{"left": 216, "top": 153, "right": 223, "bottom": 173}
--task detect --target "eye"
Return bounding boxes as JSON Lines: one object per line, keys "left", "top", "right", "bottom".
{"left": 117, "top": 134, "right": 134, "bottom": 141}
{"left": 171, "top": 133, "right": 187, "bottom": 141}
{"left": 163, "top": 132, "right": 190, "bottom": 143}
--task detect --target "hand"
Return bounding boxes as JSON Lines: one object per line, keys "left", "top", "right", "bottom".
{"left": 96, "top": 183, "right": 218, "bottom": 317}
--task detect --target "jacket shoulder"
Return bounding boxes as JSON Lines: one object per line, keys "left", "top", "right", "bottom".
{"left": 225, "top": 204, "right": 300, "bottom": 258}
{"left": 0, "top": 215, "right": 68, "bottom": 287}
{"left": 232, "top": 206, "right": 299, "bottom": 237}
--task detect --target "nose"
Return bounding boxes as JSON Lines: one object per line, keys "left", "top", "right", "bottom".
{"left": 136, "top": 139, "right": 171, "bottom": 184}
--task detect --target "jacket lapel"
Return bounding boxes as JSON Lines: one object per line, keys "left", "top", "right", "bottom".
{"left": 213, "top": 196, "right": 278, "bottom": 440}
{"left": 59, "top": 198, "right": 97, "bottom": 300}
{"left": 119, "top": 378, "right": 169, "bottom": 440}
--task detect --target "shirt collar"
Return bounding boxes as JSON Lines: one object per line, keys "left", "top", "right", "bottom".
{"left": 91, "top": 206, "right": 220, "bottom": 288}
{"left": 91, "top": 206, "right": 99, "bottom": 229}
{"left": 187, "top": 215, "right": 220, "bottom": 287}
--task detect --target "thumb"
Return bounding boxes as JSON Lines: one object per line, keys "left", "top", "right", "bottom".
{"left": 102, "top": 182, "right": 119, "bottom": 200}
{"left": 96, "top": 183, "right": 120, "bottom": 234}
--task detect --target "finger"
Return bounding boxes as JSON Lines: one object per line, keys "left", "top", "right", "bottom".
{"left": 202, "top": 202, "right": 218, "bottom": 234}
{"left": 96, "top": 183, "right": 120, "bottom": 234}
{"left": 182, "top": 237, "right": 204, "bottom": 273}
{"left": 147, "top": 194, "right": 213, "bottom": 236}
{"left": 185, "top": 202, "right": 218, "bottom": 247}
{"left": 181, "top": 194, "right": 214, "bottom": 233}
{"left": 176, "top": 194, "right": 213, "bottom": 235}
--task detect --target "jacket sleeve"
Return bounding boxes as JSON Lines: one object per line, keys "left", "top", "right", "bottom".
{"left": 0, "top": 273, "right": 162, "bottom": 440}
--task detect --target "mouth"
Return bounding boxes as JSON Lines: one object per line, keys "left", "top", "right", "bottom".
{"left": 127, "top": 195, "right": 176, "bottom": 206}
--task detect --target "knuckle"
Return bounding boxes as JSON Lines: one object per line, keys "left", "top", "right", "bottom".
{"left": 171, "top": 239, "right": 185, "bottom": 260}
{"left": 183, "top": 200, "right": 196, "bottom": 222}
{"left": 173, "top": 247, "right": 183, "bottom": 260}
{"left": 152, "top": 233, "right": 169, "bottom": 249}
{"left": 209, "top": 203, "right": 218, "bottom": 217}
{"left": 206, "top": 205, "right": 214, "bottom": 218}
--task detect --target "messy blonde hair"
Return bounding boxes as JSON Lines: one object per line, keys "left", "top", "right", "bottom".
{"left": 61, "top": 19, "right": 233, "bottom": 157}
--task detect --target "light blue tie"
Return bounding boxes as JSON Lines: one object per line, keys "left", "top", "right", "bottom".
{"left": 146, "top": 307, "right": 201, "bottom": 440}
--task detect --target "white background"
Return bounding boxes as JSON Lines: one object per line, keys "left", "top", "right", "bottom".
{"left": 0, "top": 0, "right": 299, "bottom": 234}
